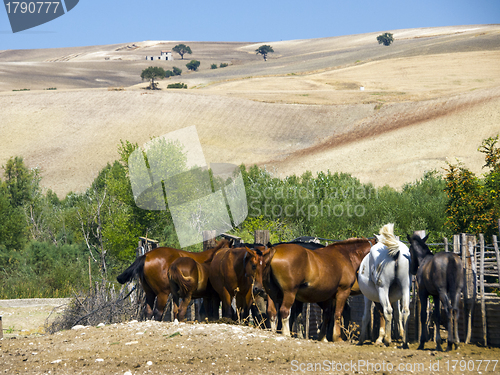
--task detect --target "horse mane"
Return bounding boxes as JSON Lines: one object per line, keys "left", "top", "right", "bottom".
{"left": 376, "top": 223, "right": 400, "bottom": 257}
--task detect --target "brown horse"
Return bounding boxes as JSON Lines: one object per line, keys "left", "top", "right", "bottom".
{"left": 264, "top": 238, "right": 372, "bottom": 342}
{"left": 117, "top": 238, "right": 232, "bottom": 320}
{"left": 168, "top": 255, "right": 220, "bottom": 321}
{"left": 209, "top": 246, "right": 272, "bottom": 321}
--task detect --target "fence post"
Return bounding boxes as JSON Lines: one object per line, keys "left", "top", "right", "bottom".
{"left": 203, "top": 230, "right": 217, "bottom": 251}
{"left": 305, "top": 304, "right": 310, "bottom": 340}
{"left": 254, "top": 230, "right": 270, "bottom": 245}
{"left": 493, "top": 235, "right": 500, "bottom": 283}
{"left": 479, "top": 234, "right": 487, "bottom": 346}
{"left": 0, "top": 316, "right": 3, "bottom": 339}
{"left": 453, "top": 234, "right": 460, "bottom": 254}
{"left": 444, "top": 237, "right": 448, "bottom": 252}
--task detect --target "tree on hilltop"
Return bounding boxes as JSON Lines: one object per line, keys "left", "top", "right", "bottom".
{"left": 172, "top": 44, "right": 192, "bottom": 60}
{"left": 255, "top": 45, "right": 274, "bottom": 61}
{"left": 377, "top": 33, "right": 394, "bottom": 46}
{"left": 141, "top": 66, "right": 166, "bottom": 89}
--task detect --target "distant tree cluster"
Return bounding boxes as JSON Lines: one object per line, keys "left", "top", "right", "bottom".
{"left": 165, "top": 67, "right": 182, "bottom": 77}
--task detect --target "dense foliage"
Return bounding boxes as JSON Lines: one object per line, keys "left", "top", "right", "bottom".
{"left": 1, "top": 136, "right": 498, "bottom": 299}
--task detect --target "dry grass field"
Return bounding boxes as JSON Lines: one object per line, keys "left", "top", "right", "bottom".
{"left": 0, "top": 25, "right": 499, "bottom": 196}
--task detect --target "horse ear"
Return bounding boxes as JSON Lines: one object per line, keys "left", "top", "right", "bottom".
{"left": 423, "top": 234, "right": 430, "bottom": 243}
{"left": 406, "top": 234, "right": 412, "bottom": 242}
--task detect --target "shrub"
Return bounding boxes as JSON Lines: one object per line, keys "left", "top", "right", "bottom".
{"left": 186, "top": 60, "right": 200, "bottom": 71}
{"left": 211, "top": 64, "right": 217, "bottom": 69}
{"left": 219, "top": 63, "right": 229, "bottom": 68}
{"left": 167, "top": 83, "right": 187, "bottom": 89}
{"left": 165, "top": 70, "right": 174, "bottom": 77}
{"left": 172, "top": 66, "right": 182, "bottom": 76}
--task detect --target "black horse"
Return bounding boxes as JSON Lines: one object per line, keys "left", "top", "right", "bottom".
{"left": 407, "top": 234, "right": 464, "bottom": 351}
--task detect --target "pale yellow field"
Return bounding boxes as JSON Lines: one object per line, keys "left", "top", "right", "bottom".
{"left": 0, "top": 25, "right": 499, "bottom": 196}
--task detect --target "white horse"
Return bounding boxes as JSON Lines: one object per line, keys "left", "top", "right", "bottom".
{"left": 358, "top": 223, "right": 411, "bottom": 348}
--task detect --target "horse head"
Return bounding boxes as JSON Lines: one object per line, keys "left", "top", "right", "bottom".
{"left": 407, "top": 233, "right": 431, "bottom": 275}
{"left": 243, "top": 245, "right": 273, "bottom": 298}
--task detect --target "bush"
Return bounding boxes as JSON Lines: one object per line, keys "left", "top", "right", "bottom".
{"left": 167, "top": 83, "right": 187, "bottom": 89}
{"left": 219, "top": 63, "right": 229, "bottom": 68}
{"left": 172, "top": 66, "right": 182, "bottom": 76}
{"left": 165, "top": 70, "right": 174, "bottom": 77}
{"left": 211, "top": 64, "right": 217, "bottom": 69}
{"left": 186, "top": 60, "right": 200, "bottom": 71}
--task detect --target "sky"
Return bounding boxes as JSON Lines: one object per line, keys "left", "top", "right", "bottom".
{"left": 0, "top": 0, "right": 499, "bottom": 50}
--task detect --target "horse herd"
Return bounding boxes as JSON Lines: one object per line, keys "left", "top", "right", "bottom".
{"left": 117, "top": 223, "right": 464, "bottom": 352}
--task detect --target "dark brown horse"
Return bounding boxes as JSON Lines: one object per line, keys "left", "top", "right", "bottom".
{"left": 209, "top": 246, "right": 272, "bottom": 321}
{"left": 117, "top": 238, "right": 232, "bottom": 320}
{"left": 264, "top": 238, "right": 372, "bottom": 342}
{"left": 407, "top": 233, "right": 464, "bottom": 351}
{"left": 168, "top": 254, "right": 220, "bottom": 321}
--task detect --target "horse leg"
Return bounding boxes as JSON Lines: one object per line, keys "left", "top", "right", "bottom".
{"left": 267, "top": 296, "right": 278, "bottom": 333}
{"left": 401, "top": 288, "right": 411, "bottom": 349}
{"left": 331, "top": 288, "right": 351, "bottom": 342}
{"left": 433, "top": 295, "right": 444, "bottom": 351}
{"left": 156, "top": 292, "right": 170, "bottom": 321}
{"left": 393, "top": 300, "right": 403, "bottom": 341}
{"left": 374, "top": 303, "right": 385, "bottom": 345}
{"left": 358, "top": 296, "right": 372, "bottom": 345}
{"left": 377, "top": 288, "right": 393, "bottom": 346}
{"left": 178, "top": 294, "right": 192, "bottom": 322}
{"left": 220, "top": 289, "right": 233, "bottom": 319}
{"left": 418, "top": 291, "right": 429, "bottom": 350}
{"left": 279, "top": 292, "right": 296, "bottom": 337}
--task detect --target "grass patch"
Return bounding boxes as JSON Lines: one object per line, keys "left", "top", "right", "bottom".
{"left": 44, "top": 87, "right": 57, "bottom": 90}
{"left": 13, "top": 88, "right": 30, "bottom": 91}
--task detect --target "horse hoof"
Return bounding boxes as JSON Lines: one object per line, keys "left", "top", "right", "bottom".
{"left": 417, "top": 344, "right": 425, "bottom": 350}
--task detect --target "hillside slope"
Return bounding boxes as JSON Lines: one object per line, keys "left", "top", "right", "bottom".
{"left": 0, "top": 25, "right": 499, "bottom": 196}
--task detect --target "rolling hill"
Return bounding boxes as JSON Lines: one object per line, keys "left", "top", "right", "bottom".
{"left": 0, "top": 24, "right": 499, "bottom": 197}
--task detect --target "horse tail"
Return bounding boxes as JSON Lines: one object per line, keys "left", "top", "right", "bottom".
{"left": 447, "top": 255, "right": 464, "bottom": 307}
{"left": 117, "top": 255, "right": 146, "bottom": 284}
{"left": 376, "top": 223, "right": 400, "bottom": 258}
{"left": 169, "top": 263, "right": 194, "bottom": 296}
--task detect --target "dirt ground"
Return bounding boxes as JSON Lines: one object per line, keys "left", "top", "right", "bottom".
{"left": 1, "top": 300, "right": 500, "bottom": 375}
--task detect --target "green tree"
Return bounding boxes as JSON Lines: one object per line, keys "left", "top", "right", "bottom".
{"left": 186, "top": 60, "right": 200, "bottom": 71}
{"left": 445, "top": 135, "right": 500, "bottom": 237}
{"left": 0, "top": 182, "right": 26, "bottom": 249}
{"left": 3, "top": 156, "right": 34, "bottom": 208}
{"left": 140, "top": 66, "right": 166, "bottom": 90}
{"left": 255, "top": 45, "right": 274, "bottom": 61}
{"left": 377, "top": 33, "right": 394, "bottom": 46}
{"left": 172, "top": 66, "right": 182, "bottom": 76}
{"left": 172, "top": 44, "right": 192, "bottom": 60}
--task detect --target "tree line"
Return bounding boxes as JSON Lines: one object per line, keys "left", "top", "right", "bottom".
{"left": 0, "top": 136, "right": 498, "bottom": 298}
